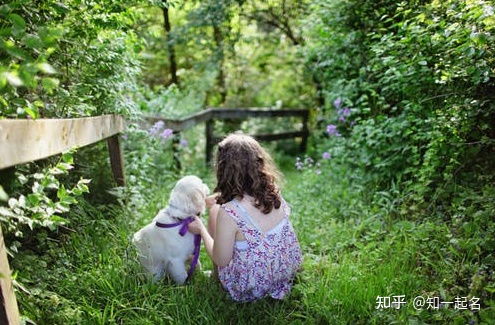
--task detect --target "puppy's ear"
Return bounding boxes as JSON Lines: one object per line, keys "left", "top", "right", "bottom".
{"left": 202, "top": 183, "right": 210, "bottom": 196}
{"left": 191, "top": 188, "right": 206, "bottom": 214}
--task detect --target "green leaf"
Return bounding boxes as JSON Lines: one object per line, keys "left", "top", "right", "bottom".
{"left": 4, "top": 72, "right": 23, "bottom": 87}
{"left": 0, "top": 74, "right": 6, "bottom": 88}
{"left": 26, "top": 194, "right": 40, "bottom": 206}
{"left": 61, "top": 152, "right": 74, "bottom": 164}
{"left": 24, "top": 105, "right": 39, "bottom": 119}
{"left": 8, "top": 13, "right": 26, "bottom": 30}
{"left": 37, "top": 63, "right": 56, "bottom": 74}
{"left": 0, "top": 185, "right": 8, "bottom": 201}
{"left": 22, "top": 34, "right": 44, "bottom": 49}
{"left": 57, "top": 185, "right": 67, "bottom": 200}
{"left": 41, "top": 77, "right": 59, "bottom": 94}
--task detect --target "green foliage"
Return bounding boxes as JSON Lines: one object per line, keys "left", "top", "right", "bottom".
{"left": 0, "top": 151, "right": 89, "bottom": 249}
{"left": 1, "top": 0, "right": 494, "bottom": 323}
{"left": 10, "top": 163, "right": 494, "bottom": 323}
{"left": 0, "top": 0, "right": 151, "bottom": 119}
{"left": 117, "top": 124, "right": 177, "bottom": 213}
{"left": 304, "top": 0, "right": 495, "bottom": 321}
{"left": 307, "top": 0, "right": 495, "bottom": 202}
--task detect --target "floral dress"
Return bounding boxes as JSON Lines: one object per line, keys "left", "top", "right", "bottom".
{"left": 218, "top": 197, "right": 302, "bottom": 302}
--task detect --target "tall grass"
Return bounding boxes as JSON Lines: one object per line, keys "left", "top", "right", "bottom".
{"left": 13, "top": 160, "right": 491, "bottom": 324}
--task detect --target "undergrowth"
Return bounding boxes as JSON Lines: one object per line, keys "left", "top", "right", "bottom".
{"left": 12, "top": 158, "right": 495, "bottom": 324}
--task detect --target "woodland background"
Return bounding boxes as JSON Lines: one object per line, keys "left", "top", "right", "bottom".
{"left": 0, "top": 0, "right": 494, "bottom": 323}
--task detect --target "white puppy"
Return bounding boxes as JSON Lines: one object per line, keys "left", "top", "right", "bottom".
{"left": 133, "top": 175, "right": 209, "bottom": 284}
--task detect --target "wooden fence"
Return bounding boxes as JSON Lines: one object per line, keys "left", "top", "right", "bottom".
{"left": 146, "top": 107, "right": 310, "bottom": 163}
{"left": 0, "top": 114, "right": 125, "bottom": 324}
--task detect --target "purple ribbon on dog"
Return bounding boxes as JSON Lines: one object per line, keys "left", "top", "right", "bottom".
{"left": 155, "top": 216, "right": 201, "bottom": 281}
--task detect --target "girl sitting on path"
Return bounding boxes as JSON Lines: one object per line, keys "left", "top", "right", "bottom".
{"left": 188, "top": 133, "right": 302, "bottom": 302}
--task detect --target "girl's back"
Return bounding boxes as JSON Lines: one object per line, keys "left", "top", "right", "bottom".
{"left": 218, "top": 195, "right": 302, "bottom": 302}
{"left": 187, "top": 133, "right": 303, "bottom": 302}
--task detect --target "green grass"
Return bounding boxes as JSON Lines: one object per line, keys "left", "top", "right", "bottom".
{"left": 13, "top": 162, "right": 493, "bottom": 324}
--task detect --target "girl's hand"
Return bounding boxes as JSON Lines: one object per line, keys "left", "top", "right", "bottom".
{"left": 188, "top": 216, "right": 206, "bottom": 235}
{"left": 205, "top": 194, "right": 218, "bottom": 209}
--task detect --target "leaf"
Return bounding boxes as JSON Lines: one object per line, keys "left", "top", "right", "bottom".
{"left": 26, "top": 194, "right": 40, "bottom": 206}
{"left": 0, "top": 207, "right": 15, "bottom": 218}
{"left": 0, "top": 73, "right": 6, "bottom": 88}
{"left": 8, "top": 13, "right": 26, "bottom": 30}
{"left": 24, "top": 105, "right": 39, "bottom": 119}
{"left": 57, "top": 185, "right": 67, "bottom": 200}
{"left": 41, "top": 77, "right": 59, "bottom": 94}
{"left": 50, "top": 215, "right": 67, "bottom": 224}
{"left": 0, "top": 185, "right": 8, "bottom": 201}
{"left": 4, "top": 72, "right": 23, "bottom": 87}
{"left": 61, "top": 152, "right": 74, "bottom": 164}
{"left": 22, "top": 34, "right": 44, "bottom": 49}
{"left": 8, "top": 198, "right": 17, "bottom": 209}
{"left": 37, "top": 63, "right": 56, "bottom": 74}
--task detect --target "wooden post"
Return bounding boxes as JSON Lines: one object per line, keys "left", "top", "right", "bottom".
{"left": 0, "top": 226, "right": 20, "bottom": 325}
{"left": 300, "top": 110, "right": 309, "bottom": 152}
{"left": 106, "top": 135, "right": 125, "bottom": 186}
{"left": 205, "top": 119, "right": 214, "bottom": 165}
{"left": 172, "top": 132, "right": 181, "bottom": 171}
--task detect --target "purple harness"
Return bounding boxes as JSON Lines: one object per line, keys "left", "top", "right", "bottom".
{"left": 155, "top": 216, "right": 201, "bottom": 281}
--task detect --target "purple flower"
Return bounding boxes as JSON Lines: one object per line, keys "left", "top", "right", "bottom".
{"left": 179, "top": 138, "right": 188, "bottom": 147}
{"left": 160, "top": 128, "right": 174, "bottom": 139}
{"left": 322, "top": 152, "right": 331, "bottom": 159}
{"left": 148, "top": 121, "right": 165, "bottom": 136}
{"left": 342, "top": 107, "right": 351, "bottom": 117}
{"left": 338, "top": 116, "right": 346, "bottom": 122}
{"left": 326, "top": 124, "right": 341, "bottom": 136}
{"left": 333, "top": 98, "right": 342, "bottom": 109}
{"left": 295, "top": 157, "right": 304, "bottom": 170}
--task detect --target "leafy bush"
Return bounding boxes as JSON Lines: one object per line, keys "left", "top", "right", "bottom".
{"left": 305, "top": 0, "right": 495, "bottom": 317}
{"left": 0, "top": 0, "right": 154, "bottom": 119}
{"left": 307, "top": 0, "right": 495, "bottom": 205}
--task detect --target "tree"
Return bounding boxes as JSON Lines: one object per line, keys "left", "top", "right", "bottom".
{"left": 162, "top": 0, "right": 179, "bottom": 85}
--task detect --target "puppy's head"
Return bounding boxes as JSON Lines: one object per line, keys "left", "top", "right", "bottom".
{"left": 168, "top": 175, "right": 210, "bottom": 219}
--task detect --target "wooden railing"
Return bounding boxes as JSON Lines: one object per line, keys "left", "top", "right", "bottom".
{"left": 146, "top": 107, "right": 310, "bottom": 163}
{"left": 0, "top": 114, "right": 126, "bottom": 324}
{"left": 0, "top": 115, "right": 126, "bottom": 185}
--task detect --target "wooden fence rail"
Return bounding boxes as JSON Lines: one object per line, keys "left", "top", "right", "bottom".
{"left": 146, "top": 107, "right": 310, "bottom": 164}
{"left": 0, "top": 114, "right": 126, "bottom": 324}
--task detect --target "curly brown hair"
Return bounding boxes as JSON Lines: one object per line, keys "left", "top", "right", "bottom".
{"left": 214, "top": 133, "right": 282, "bottom": 214}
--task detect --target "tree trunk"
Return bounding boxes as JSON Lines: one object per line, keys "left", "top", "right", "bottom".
{"left": 213, "top": 25, "right": 227, "bottom": 105}
{"left": 313, "top": 74, "right": 325, "bottom": 108}
{"left": 163, "top": 2, "right": 179, "bottom": 85}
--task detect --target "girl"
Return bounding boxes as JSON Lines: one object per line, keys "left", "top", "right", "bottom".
{"left": 188, "top": 133, "right": 302, "bottom": 302}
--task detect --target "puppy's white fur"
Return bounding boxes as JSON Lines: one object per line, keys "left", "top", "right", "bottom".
{"left": 132, "top": 175, "right": 209, "bottom": 284}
